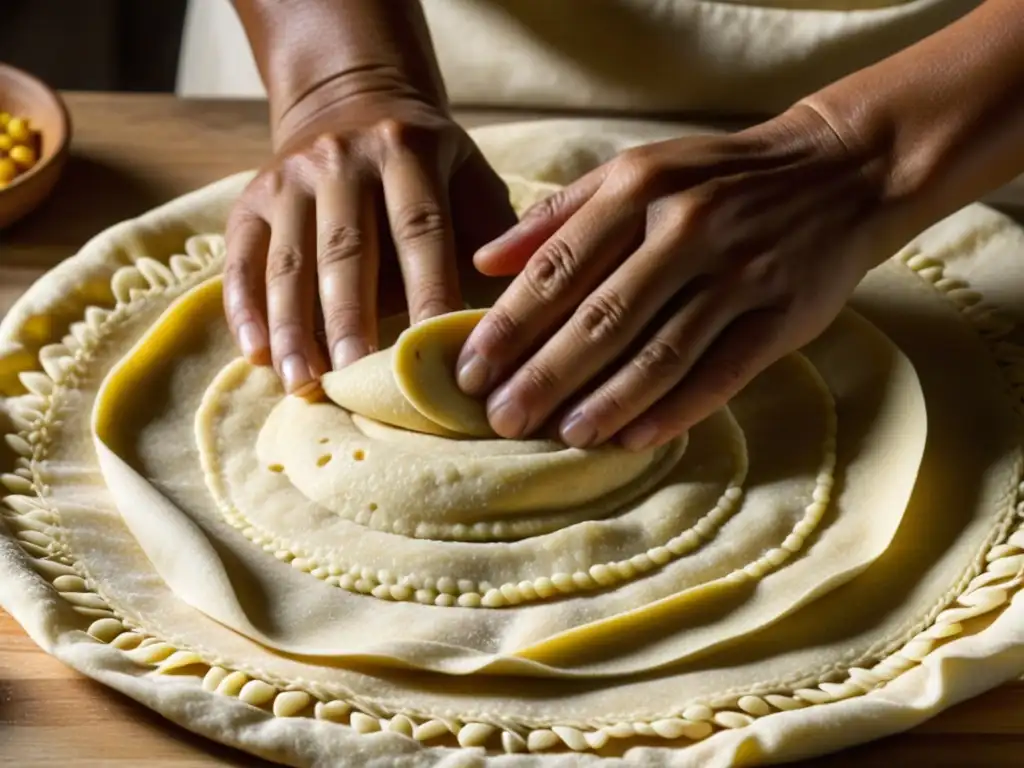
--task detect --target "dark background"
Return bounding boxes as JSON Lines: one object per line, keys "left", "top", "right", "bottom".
{"left": 1, "top": 0, "right": 187, "bottom": 91}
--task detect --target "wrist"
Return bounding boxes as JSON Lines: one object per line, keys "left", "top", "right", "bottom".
{"left": 798, "top": 0, "right": 1024, "bottom": 235}
{"left": 232, "top": 0, "right": 449, "bottom": 130}
{"left": 759, "top": 102, "right": 914, "bottom": 272}
{"left": 271, "top": 68, "right": 448, "bottom": 150}
{"left": 796, "top": 85, "right": 918, "bottom": 218}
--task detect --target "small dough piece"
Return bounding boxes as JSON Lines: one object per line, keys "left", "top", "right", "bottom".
{"left": 392, "top": 309, "right": 494, "bottom": 438}
{"left": 323, "top": 348, "right": 460, "bottom": 439}
{"left": 323, "top": 309, "right": 493, "bottom": 439}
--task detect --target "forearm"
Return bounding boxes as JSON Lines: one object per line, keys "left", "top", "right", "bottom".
{"left": 231, "top": 0, "right": 447, "bottom": 129}
{"left": 801, "top": 0, "right": 1024, "bottom": 237}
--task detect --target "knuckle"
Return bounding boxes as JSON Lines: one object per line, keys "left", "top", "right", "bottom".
{"left": 223, "top": 250, "right": 253, "bottom": 286}
{"left": 375, "top": 117, "right": 408, "bottom": 147}
{"left": 633, "top": 338, "right": 686, "bottom": 378}
{"left": 322, "top": 301, "right": 362, "bottom": 334}
{"left": 409, "top": 276, "right": 453, "bottom": 319}
{"left": 312, "top": 133, "right": 349, "bottom": 167}
{"left": 375, "top": 118, "right": 429, "bottom": 152}
{"left": 741, "top": 253, "right": 789, "bottom": 295}
{"left": 259, "top": 169, "right": 285, "bottom": 198}
{"left": 677, "top": 191, "right": 715, "bottom": 228}
{"left": 648, "top": 185, "right": 731, "bottom": 246}
{"left": 588, "top": 384, "right": 632, "bottom": 421}
{"left": 686, "top": 189, "right": 719, "bottom": 226}
{"left": 522, "top": 190, "right": 563, "bottom": 222}
{"left": 392, "top": 201, "right": 446, "bottom": 245}
{"left": 647, "top": 198, "right": 697, "bottom": 244}
{"left": 476, "top": 306, "right": 520, "bottom": 355}
{"left": 699, "top": 178, "right": 731, "bottom": 208}
{"left": 523, "top": 238, "right": 578, "bottom": 302}
{"left": 266, "top": 245, "right": 306, "bottom": 284}
{"left": 609, "top": 150, "right": 663, "bottom": 198}
{"left": 318, "top": 224, "right": 363, "bottom": 267}
{"left": 225, "top": 204, "right": 259, "bottom": 241}
{"left": 573, "top": 290, "right": 630, "bottom": 344}
{"left": 519, "top": 361, "right": 560, "bottom": 400}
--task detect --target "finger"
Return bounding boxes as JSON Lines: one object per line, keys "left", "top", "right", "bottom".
{"left": 619, "top": 308, "right": 787, "bottom": 451}
{"left": 556, "top": 283, "right": 747, "bottom": 447}
{"left": 472, "top": 165, "right": 607, "bottom": 277}
{"left": 457, "top": 188, "right": 641, "bottom": 403}
{"left": 316, "top": 172, "right": 379, "bottom": 369}
{"left": 485, "top": 225, "right": 714, "bottom": 442}
{"left": 223, "top": 205, "right": 272, "bottom": 365}
{"left": 381, "top": 148, "right": 460, "bottom": 324}
{"left": 266, "top": 187, "right": 327, "bottom": 397}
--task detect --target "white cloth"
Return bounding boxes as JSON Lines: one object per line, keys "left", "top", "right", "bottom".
{"left": 2, "top": 119, "right": 1024, "bottom": 767}
{"left": 177, "top": 0, "right": 979, "bottom": 114}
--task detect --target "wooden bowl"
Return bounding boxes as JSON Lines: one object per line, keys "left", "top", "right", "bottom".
{"left": 0, "top": 63, "right": 71, "bottom": 230}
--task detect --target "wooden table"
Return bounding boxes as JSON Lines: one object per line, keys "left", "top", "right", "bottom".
{"left": 2, "top": 92, "right": 1023, "bottom": 767}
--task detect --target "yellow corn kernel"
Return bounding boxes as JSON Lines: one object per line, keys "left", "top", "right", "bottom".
{"left": 0, "top": 157, "right": 17, "bottom": 183}
{"left": 7, "top": 117, "right": 31, "bottom": 143}
{"left": 9, "top": 144, "right": 36, "bottom": 169}
{"left": 0, "top": 112, "right": 10, "bottom": 128}
{"left": 0, "top": 134, "right": 12, "bottom": 153}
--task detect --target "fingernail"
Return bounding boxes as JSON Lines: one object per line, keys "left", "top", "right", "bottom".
{"left": 560, "top": 412, "right": 597, "bottom": 449}
{"left": 332, "top": 337, "right": 369, "bottom": 370}
{"left": 457, "top": 351, "right": 493, "bottom": 395}
{"left": 238, "top": 322, "right": 263, "bottom": 361}
{"left": 281, "top": 353, "right": 313, "bottom": 394}
{"left": 488, "top": 391, "right": 528, "bottom": 438}
{"left": 622, "top": 422, "right": 660, "bottom": 452}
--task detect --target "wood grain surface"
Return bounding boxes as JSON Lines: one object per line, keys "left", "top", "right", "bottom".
{"left": 1, "top": 92, "right": 1022, "bottom": 767}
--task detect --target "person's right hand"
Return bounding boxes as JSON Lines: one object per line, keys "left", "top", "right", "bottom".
{"left": 223, "top": 87, "right": 517, "bottom": 397}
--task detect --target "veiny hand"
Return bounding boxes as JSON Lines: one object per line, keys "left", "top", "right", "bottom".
{"left": 223, "top": 88, "right": 516, "bottom": 396}
{"left": 456, "top": 106, "right": 899, "bottom": 450}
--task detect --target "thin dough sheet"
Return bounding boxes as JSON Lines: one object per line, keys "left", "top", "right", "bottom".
{"left": 90, "top": 275, "right": 927, "bottom": 678}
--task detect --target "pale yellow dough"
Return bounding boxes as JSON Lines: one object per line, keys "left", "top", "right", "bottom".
{"left": 387, "top": 308, "right": 494, "bottom": 437}
{"left": 87, "top": 266, "right": 926, "bottom": 681}
{"left": 257, "top": 307, "right": 688, "bottom": 543}
{"left": 1, "top": 118, "right": 1023, "bottom": 768}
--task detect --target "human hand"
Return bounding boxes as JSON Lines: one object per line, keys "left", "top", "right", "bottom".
{"left": 223, "top": 86, "right": 516, "bottom": 396}
{"left": 456, "top": 106, "right": 900, "bottom": 450}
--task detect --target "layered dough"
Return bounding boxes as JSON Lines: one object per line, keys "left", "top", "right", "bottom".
{"left": 253, "top": 309, "right": 690, "bottom": 543}
{"left": 1, "top": 125, "right": 1023, "bottom": 765}
{"left": 84, "top": 256, "right": 935, "bottom": 679}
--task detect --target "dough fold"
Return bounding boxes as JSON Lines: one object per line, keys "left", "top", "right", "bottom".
{"left": 4, "top": 119, "right": 1022, "bottom": 767}
{"left": 268, "top": 308, "right": 688, "bottom": 541}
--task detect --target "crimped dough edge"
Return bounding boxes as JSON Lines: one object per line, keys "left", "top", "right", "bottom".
{"left": 1, "top": 187, "right": 1023, "bottom": 758}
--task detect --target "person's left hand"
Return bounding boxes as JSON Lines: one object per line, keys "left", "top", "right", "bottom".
{"left": 455, "top": 106, "right": 900, "bottom": 450}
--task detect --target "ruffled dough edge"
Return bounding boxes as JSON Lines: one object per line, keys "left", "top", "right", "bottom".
{"left": 1, "top": 222, "right": 1023, "bottom": 757}
{"left": 205, "top": 373, "right": 834, "bottom": 609}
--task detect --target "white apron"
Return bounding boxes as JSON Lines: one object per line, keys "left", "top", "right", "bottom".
{"left": 177, "top": 0, "right": 979, "bottom": 115}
